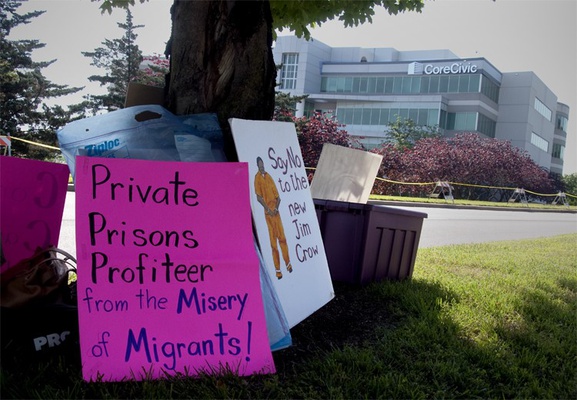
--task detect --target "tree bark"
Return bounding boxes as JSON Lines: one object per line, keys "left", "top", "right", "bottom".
{"left": 167, "top": 0, "right": 276, "bottom": 161}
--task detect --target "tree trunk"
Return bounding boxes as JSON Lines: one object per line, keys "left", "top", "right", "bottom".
{"left": 167, "top": 0, "right": 276, "bottom": 161}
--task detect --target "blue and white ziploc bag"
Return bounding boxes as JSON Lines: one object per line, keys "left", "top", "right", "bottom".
{"left": 57, "top": 105, "right": 215, "bottom": 179}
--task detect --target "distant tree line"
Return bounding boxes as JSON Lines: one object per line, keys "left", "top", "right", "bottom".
{"left": 1, "top": 0, "right": 83, "bottom": 160}
{"left": 1, "top": 2, "right": 165, "bottom": 159}
{"left": 371, "top": 132, "right": 559, "bottom": 201}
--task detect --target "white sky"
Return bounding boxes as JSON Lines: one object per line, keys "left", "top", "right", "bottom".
{"left": 11, "top": 0, "right": 577, "bottom": 174}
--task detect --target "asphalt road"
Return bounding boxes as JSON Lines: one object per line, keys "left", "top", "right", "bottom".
{"left": 58, "top": 192, "right": 577, "bottom": 257}
{"left": 372, "top": 202, "right": 577, "bottom": 248}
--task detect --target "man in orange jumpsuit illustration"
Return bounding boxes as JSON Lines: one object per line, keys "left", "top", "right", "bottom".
{"left": 254, "top": 156, "right": 292, "bottom": 279}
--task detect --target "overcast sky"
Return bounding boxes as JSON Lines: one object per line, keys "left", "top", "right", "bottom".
{"left": 11, "top": 0, "right": 576, "bottom": 174}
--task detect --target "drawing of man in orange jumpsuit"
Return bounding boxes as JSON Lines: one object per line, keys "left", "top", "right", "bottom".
{"left": 254, "top": 156, "right": 292, "bottom": 279}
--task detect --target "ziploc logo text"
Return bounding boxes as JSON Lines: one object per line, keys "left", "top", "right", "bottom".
{"left": 84, "top": 138, "right": 121, "bottom": 156}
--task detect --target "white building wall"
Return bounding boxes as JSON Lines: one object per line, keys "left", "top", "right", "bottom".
{"left": 273, "top": 36, "right": 568, "bottom": 173}
{"left": 497, "top": 72, "right": 557, "bottom": 171}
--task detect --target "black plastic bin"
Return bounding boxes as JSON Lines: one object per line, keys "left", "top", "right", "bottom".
{"left": 314, "top": 199, "right": 427, "bottom": 285}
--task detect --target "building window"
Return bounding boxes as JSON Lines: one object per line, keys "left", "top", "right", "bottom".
{"left": 477, "top": 113, "right": 496, "bottom": 138}
{"left": 304, "top": 102, "right": 315, "bottom": 117}
{"left": 480, "top": 75, "right": 499, "bottom": 103}
{"left": 370, "top": 108, "right": 381, "bottom": 125}
{"left": 469, "top": 74, "right": 481, "bottom": 92}
{"left": 336, "top": 107, "right": 440, "bottom": 127}
{"left": 280, "top": 53, "right": 299, "bottom": 89}
{"left": 448, "top": 76, "right": 459, "bottom": 93}
{"left": 534, "top": 98, "right": 552, "bottom": 121}
{"left": 445, "top": 112, "right": 477, "bottom": 131}
{"left": 321, "top": 73, "right": 494, "bottom": 98}
{"left": 531, "top": 132, "right": 549, "bottom": 152}
{"left": 556, "top": 115, "right": 568, "bottom": 132}
{"left": 458, "top": 75, "right": 470, "bottom": 92}
{"left": 439, "top": 112, "right": 495, "bottom": 137}
{"left": 552, "top": 143, "right": 565, "bottom": 160}
{"left": 439, "top": 76, "right": 449, "bottom": 92}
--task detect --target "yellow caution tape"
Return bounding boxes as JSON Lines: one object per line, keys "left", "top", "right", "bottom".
{"left": 10, "top": 136, "right": 60, "bottom": 151}
{"left": 306, "top": 167, "right": 576, "bottom": 199}
{"left": 375, "top": 176, "right": 434, "bottom": 186}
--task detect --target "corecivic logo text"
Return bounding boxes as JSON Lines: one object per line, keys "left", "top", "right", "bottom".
{"left": 408, "top": 62, "right": 478, "bottom": 75}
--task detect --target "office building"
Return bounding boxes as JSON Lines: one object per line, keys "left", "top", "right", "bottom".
{"left": 273, "top": 36, "right": 568, "bottom": 175}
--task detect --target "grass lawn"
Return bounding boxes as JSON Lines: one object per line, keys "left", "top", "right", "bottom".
{"left": 1, "top": 234, "right": 576, "bottom": 399}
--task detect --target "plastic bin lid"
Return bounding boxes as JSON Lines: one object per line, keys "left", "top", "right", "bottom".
{"left": 313, "top": 198, "right": 427, "bottom": 219}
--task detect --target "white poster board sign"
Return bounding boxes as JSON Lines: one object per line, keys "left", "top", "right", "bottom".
{"left": 230, "top": 119, "right": 334, "bottom": 328}
{"left": 310, "top": 143, "right": 383, "bottom": 204}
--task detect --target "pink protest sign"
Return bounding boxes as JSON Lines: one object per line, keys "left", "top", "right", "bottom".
{"left": 75, "top": 156, "right": 275, "bottom": 382}
{"left": 0, "top": 156, "right": 69, "bottom": 273}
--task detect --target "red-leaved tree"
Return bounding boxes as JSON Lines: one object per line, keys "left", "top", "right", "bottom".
{"left": 137, "top": 54, "right": 170, "bottom": 87}
{"left": 288, "top": 111, "right": 358, "bottom": 169}
{"left": 372, "top": 133, "right": 556, "bottom": 201}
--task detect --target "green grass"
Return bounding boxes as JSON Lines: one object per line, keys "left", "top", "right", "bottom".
{"left": 2, "top": 234, "right": 576, "bottom": 399}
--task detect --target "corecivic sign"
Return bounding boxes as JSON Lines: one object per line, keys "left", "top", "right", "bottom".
{"left": 408, "top": 62, "right": 478, "bottom": 75}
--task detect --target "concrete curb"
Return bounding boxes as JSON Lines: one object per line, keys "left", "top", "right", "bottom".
{"left": 368, "top": 199, "right": 577, "bottom": 214}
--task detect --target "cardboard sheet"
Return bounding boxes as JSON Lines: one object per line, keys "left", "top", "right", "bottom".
{"left": 310, "top": 143, "right": 383, "bottom": 204}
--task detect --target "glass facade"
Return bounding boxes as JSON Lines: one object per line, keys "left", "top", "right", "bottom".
{"left": 336, "top": 107, "right": 439, "bottom": 127}
{"left": 445, "top": 112, "right": 476, "bottom": 131}
{"left": 321, "top": 73, "right": 499, "bottom": 103}
{"left": 280, "top": 53, "right": 299, "bottom": 90}
{"left": 335, "top": 107, "right": 496, "bottom": 138}
{"left": 441, "top": 112, "right": 495, "bottom": 138}
{"left": 552, "top": 143, "right": 565, "bottom": 160}
{"left": 556, "top": 115, "right": 568, "bottom": 131}
{"left": 476, "top": 113, "right": 497, "bottom": 138}
{"left": 531, "top": 132, "right": 549, "bottom": 152}
{"left": 534, "top": 98, "right": 552, "bottom": 121}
